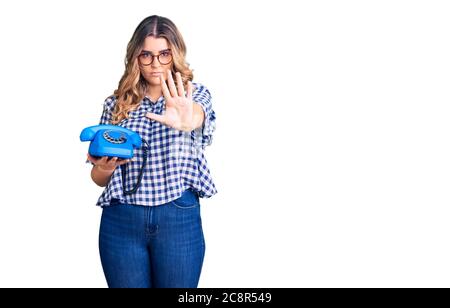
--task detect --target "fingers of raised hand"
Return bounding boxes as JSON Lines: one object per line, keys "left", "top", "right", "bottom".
{"left": 187, "top": 81, "right": 193, "bottom": 100}
{"left": 176, "top": 72, "right": 185, "bottom": 97}
{"left": 160, "top": 74, "right": 171, "bottom": 99}
{"left": 167, "top": 70, "right": 178, "bottom": 97}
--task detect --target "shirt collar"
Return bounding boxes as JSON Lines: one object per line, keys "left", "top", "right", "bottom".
{"left": 143, "top": 95, "right": 165, "bottom": 110}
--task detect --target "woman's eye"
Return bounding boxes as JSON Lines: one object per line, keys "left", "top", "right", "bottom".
{"left": 161, "top": 51, "right": 170, "bottom": 57}
{"left": 141, "top": 53, "right": 150, "bottom": 58}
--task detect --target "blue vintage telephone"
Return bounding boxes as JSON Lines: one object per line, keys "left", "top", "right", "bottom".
{"left": 80, "top": 124, "right": 142, "bottom": 159}
{"left": 80, "top": 124, "right": 149, "bottom": 195}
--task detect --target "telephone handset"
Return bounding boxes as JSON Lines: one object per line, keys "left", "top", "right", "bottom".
{"left": 80, "top": 124, "right": 149, "bottom": 196}
{"left": 80, "top": 124, "right": 142, "bottom": 159}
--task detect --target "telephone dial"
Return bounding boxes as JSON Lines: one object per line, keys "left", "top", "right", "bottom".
{"left": 80, "top": 124, "right": 149, "bottom": 195}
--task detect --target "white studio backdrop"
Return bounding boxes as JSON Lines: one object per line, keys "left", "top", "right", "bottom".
{"left": 0, "top": 0, "right": 449, "bottom": 287}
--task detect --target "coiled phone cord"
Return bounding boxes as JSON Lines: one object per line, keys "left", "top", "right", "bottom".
{"left": 121, "top": 139, "right": 150, "bottom": 195}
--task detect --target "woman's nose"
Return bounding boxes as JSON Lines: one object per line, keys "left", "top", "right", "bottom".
{"left": 151, "top": 62, "right": 161, "bottom": 69}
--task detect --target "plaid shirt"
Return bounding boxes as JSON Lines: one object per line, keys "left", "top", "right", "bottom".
{"left": 93, "top": 82, "right": 217, "bottom": 207}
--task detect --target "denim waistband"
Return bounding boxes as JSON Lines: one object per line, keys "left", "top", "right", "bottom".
{"left": 110, "top": 188, "right": 198, "bottom": 207}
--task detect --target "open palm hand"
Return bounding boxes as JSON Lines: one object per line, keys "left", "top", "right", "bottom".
{"left": 146, "top": 70, "right": 195, "bottom": 132}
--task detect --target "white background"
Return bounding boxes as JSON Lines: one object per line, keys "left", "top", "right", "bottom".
{"left": 0, "top": 0, "right": 449, "bottom": 287}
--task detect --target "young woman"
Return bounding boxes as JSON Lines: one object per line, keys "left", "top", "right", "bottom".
{"left": 86, "top": 15, "right": 217, "bottom": 288}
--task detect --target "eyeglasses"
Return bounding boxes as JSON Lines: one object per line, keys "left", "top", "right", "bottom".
{"left": 138, "top": 49, "right": 173, "bottom": 66}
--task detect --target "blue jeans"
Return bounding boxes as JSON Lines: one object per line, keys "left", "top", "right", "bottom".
{"left": 99, "top": 189, "right": 205, "bottom": 288}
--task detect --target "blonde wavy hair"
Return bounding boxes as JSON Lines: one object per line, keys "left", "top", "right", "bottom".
{"left": 111, "top": 15, "right": 194, "bottom": 124}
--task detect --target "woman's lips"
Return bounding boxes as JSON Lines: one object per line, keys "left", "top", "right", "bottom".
{"left": 150, "top": 72, "right": 163, "bottom": 77}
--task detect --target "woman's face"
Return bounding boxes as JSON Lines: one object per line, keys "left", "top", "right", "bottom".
{"left": 138, "top": 36, "right": 173, "bottom": 87}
